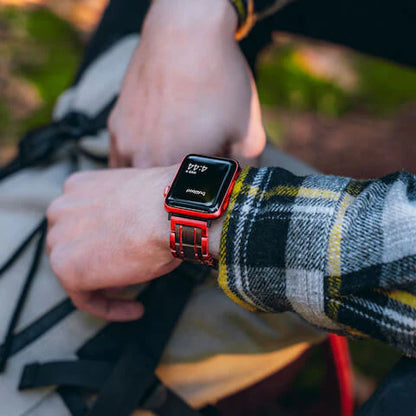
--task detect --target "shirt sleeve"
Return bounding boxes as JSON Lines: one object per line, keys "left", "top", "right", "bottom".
{"left": 218, "top": 166, "right": 416, "bottom": 357}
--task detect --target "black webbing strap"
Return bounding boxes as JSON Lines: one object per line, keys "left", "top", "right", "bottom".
{"left": 89, "top": 263, "right": 208, "bottom": 416}
{"left": 57, "top": 387, "right": 89, "bottom": 416}
{"left": 0, "top": 219, "right": 46, "bottom": 277}
{"left": 89, "top": 342, "right": 156, "bottom": 415}
{"left": 19, "top": 263, "right": 209, "bottom": 415}
{"left": 0, "top": 97, "right": 116, "bottom": 182}
{"left": 19, "top": 360, "right": 113, "bottom": 390}
{"left": 150, "top": 385, "right": 202, "bottom": 416}
{"left": 0, "top": 298, "right": 75, "bottom": 360}
{"left": 19, "top": 360, "right": 201, "bottom": 415}
{"left": 76, "top": 265, "right": 208, "bottom": 364}
{"left": 0, "top": 221, "right": 47, "bottom": 373}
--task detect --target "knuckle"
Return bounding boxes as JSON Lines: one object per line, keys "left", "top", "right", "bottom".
{"left": 108, "top": 117, "right": 136, "bottom": 159}
{"left": 46, "top": 202, "right": 55, "bottom": 222}
{"left": 107, "top": 110, "right": 118, "bottom": 136}
{"left": 49, "top": 250, "right": 61, "bottom": 281}
{"left": 63, "top": 173, "right": 80, "bottom": 193}
{"left": 49, "top": 247, "right": 80, "bottom": 291}
{"left": 64, "top": 266, "right": 83, "bottom": 292}
{"left": 113, "top": 136, "right": 130, "bottom": 158}
{"left": 70, "top": 295, "right": 84, "bottom": 310}
{"left": 46, "top": 198, "right": 63, "bottom": 222}
{"left": 49, "top": 247, "right": 66, "bottom": 278}
{"left": 63, "top": 171, "right": 90, "bottom": 193}
{"left": 46, "top": 228, "right": 57, "bottom": 253}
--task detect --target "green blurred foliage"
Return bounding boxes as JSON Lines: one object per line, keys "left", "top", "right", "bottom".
{"left": 0, "top": 6, "right": 82, "bottom": 141}
{"left": 2, "top": 6, "right": 416, "bottom": 148}
{"left": 0, "top": 102, "right": 11, "bottom": 128}
{"left": 20, "top": 8, "right": 81, "bottom": 109}
{"left": 257, "top": 46, "right": 352, "bottom": 117}
{"left": 257, "top": 43, "right": 416, "bottom": 117}
{"left": 356, "top": 56, "right": 416, "bottom": 114}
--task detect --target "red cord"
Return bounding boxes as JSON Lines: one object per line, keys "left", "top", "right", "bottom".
{"left": 328, "top": 334, "right": 355, "bottom": 416}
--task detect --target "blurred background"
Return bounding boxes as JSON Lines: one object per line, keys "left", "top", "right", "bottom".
{"left": 0, "top": 0, "right": 415, "bottom": 412}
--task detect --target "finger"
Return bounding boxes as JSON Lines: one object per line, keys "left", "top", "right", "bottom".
{"left": 70, "top": 290, "right": 144, "bottom": 322}
{"left": 104, "top": 286, "right": 128, "bottom": 295}
{"left": 230, "top": 134, "right": 266, "bottom": 168}
{"left": 46, "top": 219, "right": 86, "bottom": 257}
{"left": 46, "top": 223, "right": 68, "bottom": 256}
{"left": 109, "top": 133, "right": 120, "bottom": 169}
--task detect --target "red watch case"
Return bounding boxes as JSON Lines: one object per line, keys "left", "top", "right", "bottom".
{"left": 164, "top": 155, "right": 241, "bottom": 267}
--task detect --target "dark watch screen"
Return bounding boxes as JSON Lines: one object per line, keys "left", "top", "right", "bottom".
{"left": 165, "top": 155, "right": 238, "bottom": 214}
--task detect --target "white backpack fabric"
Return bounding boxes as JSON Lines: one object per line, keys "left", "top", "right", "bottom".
{"left": 0, "top": 34, "right": 325, "bottom": 415}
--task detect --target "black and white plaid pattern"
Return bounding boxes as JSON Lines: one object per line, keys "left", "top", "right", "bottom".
{"left": 219, "top": 167, "right": 416, "bottom": 356}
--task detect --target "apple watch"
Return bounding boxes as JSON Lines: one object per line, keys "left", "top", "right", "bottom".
{"left": 164, "top": 154, "right": 241, "bottom": 268}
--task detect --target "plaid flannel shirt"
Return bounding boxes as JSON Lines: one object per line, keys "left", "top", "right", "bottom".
{"left": 219, "top": 167, "right": 416, "bottom": 357}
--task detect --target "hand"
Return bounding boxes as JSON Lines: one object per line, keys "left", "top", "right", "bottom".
{"left": 46, "top": 166, "right": 182, "bottom": 321}
{"left": 108, "top": 0, "right": 266, "bottom": 168}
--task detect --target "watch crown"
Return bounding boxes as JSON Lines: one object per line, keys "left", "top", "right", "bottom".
{"left": 163, "top": 185, "right": 171, "bottom": 198}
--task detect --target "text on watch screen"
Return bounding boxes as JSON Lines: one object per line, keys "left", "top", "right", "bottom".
{"left": 167, "top": 156, "right": 235, "bottom": 212}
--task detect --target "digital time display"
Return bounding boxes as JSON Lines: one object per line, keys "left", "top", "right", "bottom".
{"left": 165, "top": 155, "right": 238, "bottom": 214}
{"left": 185, "top": 163, "right": 209, "bottom": 175}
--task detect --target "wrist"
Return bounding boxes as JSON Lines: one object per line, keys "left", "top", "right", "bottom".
{"left": 145, "top": 0, "right": 238, "bottom": 39}
{"left": 160, "top": 162, "right": 223, "bottom": 262}
{"left": 209, "top": 216, "right": 224, "bottom": 259}
{"left": 152, "top": 164, "right": 180, "bottom": 254}
{"left": 162, "top": 156, "right": 239, "bottom": 267}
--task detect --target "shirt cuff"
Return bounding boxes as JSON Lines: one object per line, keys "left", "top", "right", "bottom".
{"left": 218, "top": 166, "right": 416, "bottom": 357}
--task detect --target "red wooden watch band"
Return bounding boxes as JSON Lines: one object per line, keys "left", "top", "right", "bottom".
{"left": 169, "top": 216, "right": 217, "bottom": 268}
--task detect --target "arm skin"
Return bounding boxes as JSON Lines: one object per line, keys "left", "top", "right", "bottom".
{"left": 108, "top": 0, "right": 266, "bottom": 169}
{"left": 46, "top": 165, "right": 222, "bottom": 322}
{"left": 47, "top": 164, "right": 416, "bottom": 357}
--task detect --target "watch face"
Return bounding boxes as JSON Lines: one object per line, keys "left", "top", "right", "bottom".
{"left": 165, "top": 155, "right": 238, "bottom": 214}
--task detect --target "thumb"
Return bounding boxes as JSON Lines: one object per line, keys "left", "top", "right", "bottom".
{"left": 230, "top": 122, "right": 266, "bottom": 168}
{"left": 109, "top": 132, "right": 132, "bottom": 168}
{"left": 230, "top": 76, "right": 266, "bottom": 167}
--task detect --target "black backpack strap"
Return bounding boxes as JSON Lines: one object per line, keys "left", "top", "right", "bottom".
{"left": 0, "top": 298, "right": 75, "bottom": 361}
{"left": 0, "top": 97, "right": 116, "bottom": 182}
{"left": 57, "top": 387, "right": 89, "bottom": 416}
{"left": 0, "top": 221, "right": 47, "bottom": 373}
{"left": 19, "top": 360, "right": 113, "bottom": 390}
{"left": 19, "top": 263, "right": 210, "bottom": 416}
{"left": 0, "top": 219, "right": 46, "bottom": 277}
{"left": 20, "top": 359, "right": 202, "bottom": 416}
{"left": 89, "top": 264, "right": 208, "bottom": 416}
{"left": 144, "top": 379, "right": 203, "bottom": 416}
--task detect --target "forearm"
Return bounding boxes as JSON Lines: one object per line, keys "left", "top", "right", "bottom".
{"left": 146, "top": 0, "right": 286, "bottom": 41}
{"left": 218, "top": 166, "right": 416, "bottom": 356}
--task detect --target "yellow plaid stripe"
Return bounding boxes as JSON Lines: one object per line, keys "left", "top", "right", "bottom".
{"left": 383, "top": 289, "right": 416, "bottom": 310}
{"left": 218, "top": 168, "right": 257, "bottom": 312}
{"left": 266, "top": 185, "right": 340, "bottom": 200}
{"left": 231, "top": 183, "right": 340, "bottom": 201}
{"left": 326, "top": 191, "right": 356, "bottom": 320}
{"left": 326, "top": 181, "right": 369, "bottom": 321}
